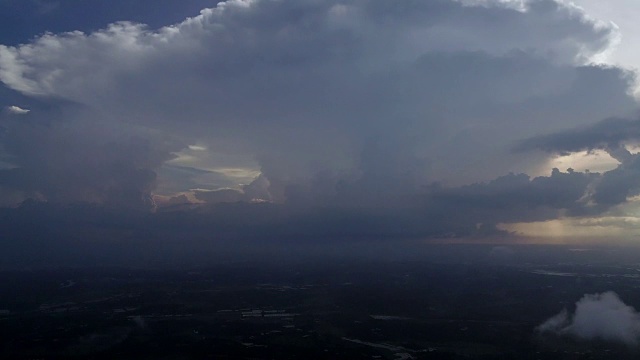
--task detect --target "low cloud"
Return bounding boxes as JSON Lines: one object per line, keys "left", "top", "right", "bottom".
{"left": 424, "top": 169, "right": 599, "bottom": 226}
{"left": 537, "top": 291, "right": 640, "bottom": 346}
{"left": 515, "top": 117, "right": 640, "bottom": 156}
{"left": 5, "top": 105, "right": 30, "bottom": 114}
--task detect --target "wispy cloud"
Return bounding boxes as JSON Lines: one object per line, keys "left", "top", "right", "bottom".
{"left": 5, "top": 105, "right": 30, "bottom": 115}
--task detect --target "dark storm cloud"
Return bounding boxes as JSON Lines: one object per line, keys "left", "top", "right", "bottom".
{"left": 170, "top": 167, "right": 612, "bottom": 241}
{"left": 515, "top": 117, "right": 640, "bottom": 156}
{"left": 425, "top": 169, "right": 599, "bottom": 224}
{"left": 591, "top": 156, "right": 640, "bottom": 206}
{"left": 0, "top": 0, "right": 637, "bottom": 243}
{"left": 0, "top": 104, "right": 184, "bottom": 210}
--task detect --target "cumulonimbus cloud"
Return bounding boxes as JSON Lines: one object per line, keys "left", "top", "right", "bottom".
{"left": 0, "top": 0, "right": 636, "bottom": 216}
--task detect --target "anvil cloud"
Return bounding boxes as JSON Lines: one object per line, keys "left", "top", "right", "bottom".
{"left": 0, "top": 0, "right": 638, "bottom": 248}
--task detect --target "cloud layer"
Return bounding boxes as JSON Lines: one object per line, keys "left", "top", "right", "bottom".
{"left": 0, "top": 0, "right": 637, "bottom": 235}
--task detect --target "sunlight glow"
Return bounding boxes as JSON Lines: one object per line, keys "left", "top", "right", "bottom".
{"left": 532, "top": 150, "right": 619, "bottom": 177}
{"left": 498, "top": 219, "right": 628, "bottom": 238}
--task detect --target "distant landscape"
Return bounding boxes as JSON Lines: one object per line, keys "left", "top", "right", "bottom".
{"left": 2, "top": 245, "right": 640, "bottom": 359}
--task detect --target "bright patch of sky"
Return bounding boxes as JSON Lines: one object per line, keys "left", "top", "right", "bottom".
{"left": 533, "top": 150, "right": 620, "bottom": 177}
{"left": 569, "top": 1, "right": 640, "bottom": 68}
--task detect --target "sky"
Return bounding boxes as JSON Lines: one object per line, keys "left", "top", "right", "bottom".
{"left": 570, "top": 0, "right": 640, "bottom": 72}
{"left": 2, "top": 0, "right": 640, "bottom": 264}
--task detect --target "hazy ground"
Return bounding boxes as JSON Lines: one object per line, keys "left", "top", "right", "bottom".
{"left": 2, "top": 244, "right": 640, "bottom": 359}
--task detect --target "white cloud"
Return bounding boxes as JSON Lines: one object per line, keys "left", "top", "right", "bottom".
{"left": 538, "top": 292, "right": 640, "bottom": 346}
{"left": 4, "top": 105, "right": 30, "bottom": 115}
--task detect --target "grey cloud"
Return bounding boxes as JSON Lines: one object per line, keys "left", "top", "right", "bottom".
{"left": 191, "top": 168, "right": 607, "bottom": 239}
{"left": 515, "top": 117, "right": 640, "bottom": 156}
{"left": 418, "top": 169, "right": 599, "bottom": 234}
{"left": 423, "top": 162, "right": 640, "bottom": 229}
{"left": 0, "top": 105, "right": 184, "bottom": 209}
{"left": 0, "top": 0, "right": 636, "bottom": 215}
{"left": 592, "top": 155, "right": 640, "bottom": 205}
{"left": 538, "top": 292, "right": 640, "bottom": 346}
{"left": 516, "top": 117, "right": 640, "bottom": 207}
